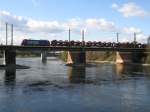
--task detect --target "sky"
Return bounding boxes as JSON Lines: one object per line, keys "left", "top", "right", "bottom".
{"left": 0, "top": 0, "right": 150, "bottom": 44}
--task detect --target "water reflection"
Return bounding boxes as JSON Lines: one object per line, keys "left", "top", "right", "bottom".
{"left": 4, "top": 67, "right": 16, "bottom": 86}
{"left": 68, "top": 66, "right": 86, "bottom": 83}
{"left": 115, "top": 64, "right": 125, "bottom": 75}
{"left": 0, "top": 58, "right": 150, "bottom": 112}
{"left": 143, "top": 67, "right": 150, "bottom": 78}
{"left": 115, "top": 63, "right": 145, "bottom": 78}
{"left": 42, "top": 59, "right": 47, "bottom": 64}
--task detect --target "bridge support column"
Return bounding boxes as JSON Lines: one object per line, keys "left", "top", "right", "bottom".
{"left": 116, "top": 52, "right": 132, "bottom": 63}
{"left": 3, "top": 50, "right": 16, "bottom": 66}
{"left": 41, "top": 51, "right": 47, "bottom": 63}
{"left": 67, "top": 51, "right": 86, "bottom": 66}
{"left": 116, "top": 51, "right": 144, "bottom": 64}
{"left": 68, "top": 67, "right": 85, "bottom": 83}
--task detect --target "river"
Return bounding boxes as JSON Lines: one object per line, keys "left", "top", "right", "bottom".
{"left": 0, "top": 57, "right": 150, "bottom": 112}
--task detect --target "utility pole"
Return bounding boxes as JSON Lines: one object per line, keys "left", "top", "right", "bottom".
{"left": 82, "top": 30, "right": 85, "bottom": 47}
{"left": 82, "top": 30, "right": 84, "bottom": 42}
{"left": 11, "top": 24, "right": 13, "bottom": 45}
{"left": 0, "top": 21, "right": 2, "bottom": 45}
{"left": 133, "top": 32, "right": 137, "bottom": 48}
{"left": 6, "top": 22, "right": 8, "bottom": 45}
{"left": 68, "top": 28, "right": 71, "bottom": 47}
{"left": 134, "top": 32, "right": 136, "bottom": 43}
{"left": 148, "top": 36, "right": 150, "bottom": 45}
{"left": 116, "top": 32, "right": 119, "bottom": 43}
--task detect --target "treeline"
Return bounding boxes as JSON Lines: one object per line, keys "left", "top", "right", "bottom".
{"left": 86, "top": 51, "right": 116, "bottom": 62}
{"left": 145, "top": 45, "right": 150, "bottom": 63}
{"left": 59, "top": 51, "right": 150, "bottom": 64}
{"left": 59, "top": 51, "right": 68, "bottom": 62}
{"left": 16, "top": 51, "right": 41, "bottom": 57}
{"left": 59, "top": 51, "right": 116, "bottom": 62}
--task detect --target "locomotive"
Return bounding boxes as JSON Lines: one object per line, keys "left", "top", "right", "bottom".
{"left": 21, "top": 39, "right": 50, "bottom": 46}
{"left": 21, "top": 39, "right": 146, "bottom": 48}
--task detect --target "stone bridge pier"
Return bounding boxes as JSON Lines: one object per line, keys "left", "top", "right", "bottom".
{"left": 67, "top": 51, "right": 86, "bottom": 66}
{"left": 3, "top": 50, "right": 16, "bottom": 66}
{"left": 116, "top": 52, "right": 132, "bottom": 63}
{"left": 41, "top": 51, "right": 47, "bottom": 63}
{"left": 116, "top": 51, "right": 145, "bottom": 64}
{"left": 67, "top": 51, "right": 145, "bottom": 65}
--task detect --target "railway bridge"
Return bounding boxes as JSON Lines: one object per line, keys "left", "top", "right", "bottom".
{"left": 0, "top": 45, "right": 147, "bottom": 66}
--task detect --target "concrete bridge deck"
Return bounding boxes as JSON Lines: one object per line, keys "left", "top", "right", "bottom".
{"left": 0, "top": 45, "right": 147, "bottom": 52}
{"left": 0, "top": 45, "right": 148, "bottom": 66}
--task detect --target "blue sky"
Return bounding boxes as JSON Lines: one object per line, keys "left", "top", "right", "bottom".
{"left": 0, "top": 0, "right": 150, "bottom": 44}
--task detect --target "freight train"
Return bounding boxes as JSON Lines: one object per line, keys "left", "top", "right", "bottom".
{"left": 21, "top": 39, "right": 146, "bottom": 48}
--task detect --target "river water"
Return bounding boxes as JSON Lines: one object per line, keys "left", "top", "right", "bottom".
{"left": 0, "top": 57, "right": 150, "bottom": 112}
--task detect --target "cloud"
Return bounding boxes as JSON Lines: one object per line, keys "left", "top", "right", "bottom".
{"left": 26, "top": 19, "right": 65, "bottom": 33}
{"left": 63, "top": 18, "right": 84, "bottom": 34}
{"left": 0, "top": 11, "right": 27, "bottom": 27}
{"left": 123, "top": 27, "right": 142, "bottom": 34}
{"left": 86, "top": 18, "right": 117, "bottom": 32}
{"left": 0, "top": 10, "right": 66, "bottom": 34}
{"left": 119, "top": 27, "right": 147, "bottom": 43}
{"left": 0, "top": 10, "right": 118, "bottom": 34}
{"left": 66, "top": 18, "right": 83, "bottom": 29}
{"left": 112, "top": 2, "right": 148, "bottom": 17}
{"left": 112, "top": 3, "right": 119, "bottom": 9}
{"left": 0, "top": 10, "right": 147, "bottom": 44}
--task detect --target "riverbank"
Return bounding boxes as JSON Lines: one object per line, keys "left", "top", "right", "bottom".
{"left": 60, "top": 51, "right": 150, "bottom": 66}
{"left": 87, "top": 60, "right": 115, "bottom": 64}
{"left": 87, "top": 60, "right": 150, "bottom": 67}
